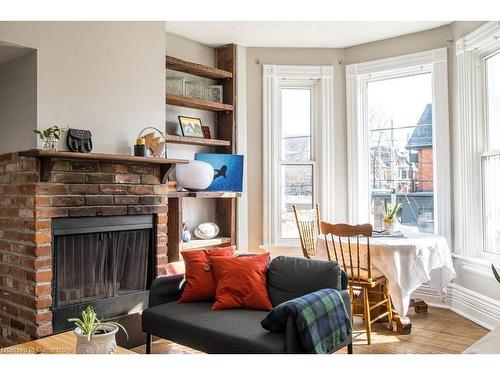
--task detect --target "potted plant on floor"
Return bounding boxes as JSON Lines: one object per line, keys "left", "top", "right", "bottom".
{"left": 382, "top": 202, "right": 403, "bottom": 232}
{"left": 69, "top": 306, "right": 128, "bottom": 354}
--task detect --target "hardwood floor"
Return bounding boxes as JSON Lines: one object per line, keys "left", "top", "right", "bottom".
{"left": 131, "top": 307, "right": 488, "bottom": 354}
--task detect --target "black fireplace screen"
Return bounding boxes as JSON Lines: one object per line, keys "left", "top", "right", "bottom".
{"left": 53, "top": 229, "right": 151, "bottom": 308}
{"left": 51, "top": 215, "right": 154, "bottom": 332}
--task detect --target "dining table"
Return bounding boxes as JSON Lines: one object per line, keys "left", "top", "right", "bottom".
{"left": 315, "top": 232, "right": 457, "bottom": 333}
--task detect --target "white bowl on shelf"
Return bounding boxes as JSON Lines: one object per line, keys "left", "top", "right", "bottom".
{"left": 175, "top": 160, "right": 214, "bottom": 191}
{"left": 194, "top": 222, "right": 220, "bottom": 240}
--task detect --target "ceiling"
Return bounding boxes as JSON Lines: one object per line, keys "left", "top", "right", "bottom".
{"left": 165, "top": 21, "right": 452, "bottom": 48}
{"left": 0, "top": 42, "right": 33, "bottom": 64}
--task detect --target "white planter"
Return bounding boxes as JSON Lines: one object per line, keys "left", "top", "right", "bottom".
{"left": 175, "top": 160, "right": 214, "bottom": 191}
{"left": 74, "top": 324, "right": 118, "bottom": 354}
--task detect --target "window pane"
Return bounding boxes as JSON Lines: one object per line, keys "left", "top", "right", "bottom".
{"left": 280, "top": 165, "right": 313, "bottom": 239}
{"left": 367, "top": 73, "right": 434, "bottom": 232}
{"left": 281, "top": 88, "right": 311, "bottom": 161}
{"left": 486, "top": 53, "right": 500, "bottom": 151}
{"left": 483, "top": 154, "right": 500, "bottom": 254}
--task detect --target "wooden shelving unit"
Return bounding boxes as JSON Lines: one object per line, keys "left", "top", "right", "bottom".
{"left": 166, "top": 56, "right": 232, "bottom": 79}
{"left": 166, "top": 45, "right": 238, "bottom": 262}
{"left": 166, "top": 93, "right": 233, "bottom": 112}
{"left": 164, "top": 134, "right": 230, "bottom": 148}
{"left": 167, "top": 191, "right": 241, "bottom": 198}
{"left": 181, "top": 237, "right": 232, "bottom": 250}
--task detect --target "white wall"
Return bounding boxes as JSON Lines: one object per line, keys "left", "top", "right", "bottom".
{"left": 0, "top": 21, "right": 166, "bottom": 155}
{"left": 0, "top": 50, "right": 37, "bottom": 153}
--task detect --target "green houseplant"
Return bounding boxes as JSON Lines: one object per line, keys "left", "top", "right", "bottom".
{"left": 68, "top": 306, "right": 128, "bottom": 354}
{"left": 33, "top": 126, "right": 62, "bottom": 151}
{"left": 492, "top": 265, "right": 500, "bottom": 284}
{"left": 382, "top": 202, "right": 403, "bottom": 232}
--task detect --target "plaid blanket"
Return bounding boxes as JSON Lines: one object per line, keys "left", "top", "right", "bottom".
{"left": 261, "top": 289, "right": 351, "bottom": 354}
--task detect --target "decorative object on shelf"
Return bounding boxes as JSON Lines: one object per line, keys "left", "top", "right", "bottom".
{"left": 194, "top": 222, "right": 220, "bottom": 240}
{"left": 138, "top": 126, "right": 167, "bottom": 158}
{"left": 205, "top": 85, "right": 223, "bottom": 103}
{"left": 182, "top": 223, "right": 191, "bottom": 242}
{"left": 68, "top": 305, "right": 128, "bottom": 354}
{"left": 185, "top": 81, "right": 205, "bottom": 100}
{"left": 67, "top": 128, "right": 93, "bottom": 153}
{"left": 202, "top": 126, "right": 211, "bottom": 139}
{"left": 166, "top": 76, "right": 185, "bottom": 96}
{"left": 175, "top": 160, "right": 214, "bottom": 191}
{"left": 195, "top": 153, "right": 244, "bottom": 192}
{"left": 382, "top": 202, "right": 402, "bottom": 232}
{"left": 33, "top": 126, "right": 62, "bottom": 151}
{"left": 178, "top": 116, "right": 204, "bottom": 138}
{"left": 134, "top": 137, "right": 147, "bottom": 157}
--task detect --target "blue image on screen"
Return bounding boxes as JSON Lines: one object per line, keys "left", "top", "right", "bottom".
{"left": 194, "top": 153, "right": 244, "bottom": 192}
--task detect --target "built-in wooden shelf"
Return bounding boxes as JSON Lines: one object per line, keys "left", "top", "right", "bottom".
{"left": 164, "top": 134, "right": 230, "bottom": 147}
{"left": 166, "top": 55, "right": 233, "bottom": 80}
{"left": 18, "top": 149, "right": 188, "bottom": 183}
{"left": 166, "top": 93, "right": 233, "bottom": 112}
{"left": 167, "top": 191, "right": 241, "bottom": 198}
{"left": 181, "top": 237, "right": 232, "bottom": 250}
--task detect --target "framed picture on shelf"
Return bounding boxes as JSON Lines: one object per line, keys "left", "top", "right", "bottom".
{"left": 195, "top": 153, "right": 244, "bottom": 192}
{"left": 178, "top": 116, "right": 204, "bottom": 138}
{"left": 202, "top": 126, "right": 211, "bottom": 139}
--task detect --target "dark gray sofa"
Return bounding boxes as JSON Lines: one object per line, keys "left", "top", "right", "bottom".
{"left": 142, "top": 256, "right": 352, "bottom": 354}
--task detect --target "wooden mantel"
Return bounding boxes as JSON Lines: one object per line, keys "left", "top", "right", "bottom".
{"left": 18, "top": 149, "right": 188, "bottom": 183}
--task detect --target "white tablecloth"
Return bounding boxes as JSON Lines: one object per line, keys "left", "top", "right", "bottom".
{"left": 316, "top": 233, "right": 456, "bottom": 316}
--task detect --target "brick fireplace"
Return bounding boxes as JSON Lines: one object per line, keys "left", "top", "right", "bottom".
{"left": 0, "top": 152, "right": 175, "bottom": 347}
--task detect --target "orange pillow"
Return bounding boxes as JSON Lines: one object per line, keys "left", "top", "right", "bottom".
{"left": 211, "top": 253, "right": 272, "bottom": 311}
{"left": 178, "top": 246, "right": 235, "bottom": 303}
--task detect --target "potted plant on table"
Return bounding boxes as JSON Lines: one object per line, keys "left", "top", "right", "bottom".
{"left": 382, "top": 202, "right": 403, "bottom": 232}
{"left": 68, "top": 306, "right": 128, "bottom": 354}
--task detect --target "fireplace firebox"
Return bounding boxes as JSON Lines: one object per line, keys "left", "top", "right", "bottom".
{"left": 51, "top": 215, "right": 154, "bottom": 332}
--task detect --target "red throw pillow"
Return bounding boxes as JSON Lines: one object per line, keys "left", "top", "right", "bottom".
{"left": 211, "top": 253, "right": 273, "bottom": 311}
{"left": 178, "top": 246, "right": 235, "bottom": 303}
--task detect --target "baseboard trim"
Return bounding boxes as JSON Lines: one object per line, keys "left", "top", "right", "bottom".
{"left": 412, "top": 284, "right": 500, "bottom": 330}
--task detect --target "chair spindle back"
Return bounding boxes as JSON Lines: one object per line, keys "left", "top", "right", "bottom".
{"left": 320, "top": 222, "right": 374, "bottom": 282}
{"left": 293, "top": 204, "right": 321, "bottom": 259}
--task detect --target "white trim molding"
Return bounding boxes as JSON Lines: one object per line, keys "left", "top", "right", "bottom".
{"left": 412, "top": 283, "right": 500, "bottom": 330}
{"left": 454, "top": 21, "right": 500, "bottom": 258}
{"left": 262, "top": 64, "right": 334, "bottom": 246}
{"left": 345, "top": 48, "right": 451, "bottom": 244}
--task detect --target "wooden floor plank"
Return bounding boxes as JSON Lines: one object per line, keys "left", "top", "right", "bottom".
{"left": 132, "top": 307, "right": 488, "bottom": 354}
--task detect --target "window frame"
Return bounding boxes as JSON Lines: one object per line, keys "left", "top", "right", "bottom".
{"left": 346, "top": 48, "right": 451, "bottom": 244}
{"left": 262, "top": 65, "right": 334, "bottom": 247}
{"left": 456, "top": 21, "right": 500, "bottom": 262}
{"left": 480, "top": 46, "right": 500, "bottom": 260}
{"left": 278, "top": 84, "right": 317, "bottom": 243}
